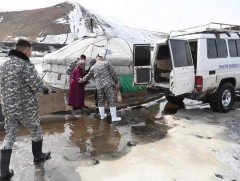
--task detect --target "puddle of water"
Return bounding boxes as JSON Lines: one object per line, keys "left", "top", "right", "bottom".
{"left": 0, "top": 100, "right": 176, "bottom": 180}
{"left": 131, "top": 122, "right": 170, "bottom": 143}
{"left": 1, "top": 106, "right": 173, "bottom": 155}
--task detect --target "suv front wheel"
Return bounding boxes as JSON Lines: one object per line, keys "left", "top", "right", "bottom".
{"left": 209, "top": 83, "right": 234, "bottom": 113}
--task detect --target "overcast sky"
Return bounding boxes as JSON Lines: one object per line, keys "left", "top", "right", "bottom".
{"left": 1, "top": 0, "right": 239, "bottom": 33}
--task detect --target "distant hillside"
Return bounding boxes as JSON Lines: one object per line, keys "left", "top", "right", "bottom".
{"left": 0, "top": 1, "right": 167, "bottom": 44}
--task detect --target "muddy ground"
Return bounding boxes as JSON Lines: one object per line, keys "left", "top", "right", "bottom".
{"left": 0, "top": 93, "right": 240, "bottom": 181}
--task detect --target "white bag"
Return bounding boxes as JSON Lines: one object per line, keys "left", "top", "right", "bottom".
{"left": 116, "top": 89, "right": 122, "bottom": 103}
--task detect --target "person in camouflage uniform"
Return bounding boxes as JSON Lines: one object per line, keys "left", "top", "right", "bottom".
{"left": 80, "top": 54, "right": 121, "bottom": 122}
{"left": 66, "top": 54, "right": 86, "bottom": 77}
{"left": 0, "top": 39, "right": 51, "bottom": 180}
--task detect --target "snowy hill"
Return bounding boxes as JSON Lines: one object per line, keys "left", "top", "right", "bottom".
{"left": 0, "top": 1, "right": 167, "bottom": 44}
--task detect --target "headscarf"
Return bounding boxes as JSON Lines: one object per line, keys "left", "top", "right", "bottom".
{"left": 76, "top": 60, "right": 85, "bottom": 68}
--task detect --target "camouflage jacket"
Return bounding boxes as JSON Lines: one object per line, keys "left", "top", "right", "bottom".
{"left": 66, "top": 59, "right": 78, "bottom": 77}
{"left": 0, "top": 50, "right": 43, "bottom": 119}
{"left": 82, "top": 61, "right": 118, "bottom": 89}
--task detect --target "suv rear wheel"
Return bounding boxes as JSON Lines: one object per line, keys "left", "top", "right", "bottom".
{"left": 209, "top": 83, "right": 234, "bottom": 113}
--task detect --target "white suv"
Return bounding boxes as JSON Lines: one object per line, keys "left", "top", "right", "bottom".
{"left": 133, "top": 22, "right": 240, "bottom": 112}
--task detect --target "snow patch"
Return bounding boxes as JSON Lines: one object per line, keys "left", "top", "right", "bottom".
{"left": 68, "top": 3, "right": 88, "bottom": 38}
{"left": 37, "top": 33, "right": 78, "bottom": 44}
{"left": 0, "top": 16, "right": 3, "bottom": 23}
{"left": 184, "top": 99, "right": 210, "bottom": 109}
{"left": 37, "top": 2, "right": 167, "bottom": 44}
{"left": 55, "top": 17, "right": 68, "bottom": 24}
{"left": 213, "top": 145, "right": 240, "bottom": 179}
{"left": 32, "top": 51, "right": 48, "bottom": 57}
{"left": 65, "top": 3, "right": 166, "bottom": 44}
{"left": 224, "top": 119, "right": 240, "bottom": 141}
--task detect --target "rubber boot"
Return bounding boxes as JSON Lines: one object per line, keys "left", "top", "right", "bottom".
{"left": 110, "top": 107, "right": 121, "bottom": 122}
{"left": 0, "top": 149, "right": 14, "bottom": 180}
{"left": 32, "top": 140, "right": 51, "bottom": 163}
{"left": 98, "top": 107, "right": 107, "bottom": 119}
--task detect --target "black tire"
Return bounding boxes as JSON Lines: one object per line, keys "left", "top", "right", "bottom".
{"left": 209, "top": 83, "right": 234, "bottom": 113}
{"left": 166, "top": 96, "right": 184, "bottom": 107}
{"left": 209, "top": 101, "right": 218, "bottom": 112}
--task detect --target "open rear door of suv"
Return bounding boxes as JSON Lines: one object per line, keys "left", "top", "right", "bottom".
{"left": 168, "top": 39, "right": 195, "bottom": 96}
{"left": 133, "top": 44, "right": 152, "bottom": 85}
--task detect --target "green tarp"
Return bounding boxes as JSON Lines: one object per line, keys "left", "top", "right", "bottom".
{"left": 119, "top": 74, "right": 145, "bottom": 93}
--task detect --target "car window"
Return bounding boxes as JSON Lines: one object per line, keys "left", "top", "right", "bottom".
{"left": 170, "top": 40, "right": 193, "bottom": 67}
{"left": 207, "top": 39, "right": 218, "bottom": 58}
{"left": 216, "top": 39, "right": 228, "bottom": 58}
{"left": 228, "top": 40, "right": 238, "bottom": 57}
{"left": 236, "top": 40, "right": 240, "bottom": 56}
{"left": 134, "top": 45, "right": 151, "bottom": 66}
{"left": 207, "top": 39, "right": 228, "bottom": 58}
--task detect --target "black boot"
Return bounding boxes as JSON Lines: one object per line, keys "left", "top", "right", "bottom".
{"left": 32, "top": 140, "right": 51, "bottom": 163}
{"left": 0, "top": 149, "right": 14, "bottom": 180}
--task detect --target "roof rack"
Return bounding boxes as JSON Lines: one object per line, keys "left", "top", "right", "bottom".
{"left": 169, "top": 22, "right": 240, "bottom": 38}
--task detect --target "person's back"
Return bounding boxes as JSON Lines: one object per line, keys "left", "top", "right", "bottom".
{"left": 0, "top": 53, "right": 42, "bottom": 118}
{"left": 91, "top": 61, "right": 118, "bottom": 89}
{"left": 80, "top": 55, "right": 121, "bottom": 122}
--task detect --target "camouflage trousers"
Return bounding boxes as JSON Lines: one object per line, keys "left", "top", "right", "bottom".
{"left": 97, "top": 85, "right": 116, "bottom": 107}
{"left": 1, "top": 114, "right": 43, "bottom": 150}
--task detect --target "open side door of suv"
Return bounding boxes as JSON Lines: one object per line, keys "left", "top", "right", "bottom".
{"left": 168, "top": 39, "right": 195, "bottom": 96}
{"left": 133, "top": 44, "right": 152, "bottom": 85}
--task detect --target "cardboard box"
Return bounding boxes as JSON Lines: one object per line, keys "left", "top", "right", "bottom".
{"left": 155, "top": 59, "right": 171, "bottom": 70}
{"left": 38, "top": 92, "right": 66, "bottom": 115}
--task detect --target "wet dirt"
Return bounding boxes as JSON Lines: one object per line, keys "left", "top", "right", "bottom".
{"left": 1, "top": 96, "right": 240, "bottom": 180}
{"left": 0, "top": 98, "right": 178, "bottom": 181}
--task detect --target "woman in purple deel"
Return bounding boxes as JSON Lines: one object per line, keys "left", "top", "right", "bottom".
{"left": 68, "top": 60, "right": 87, "bottom": 110}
